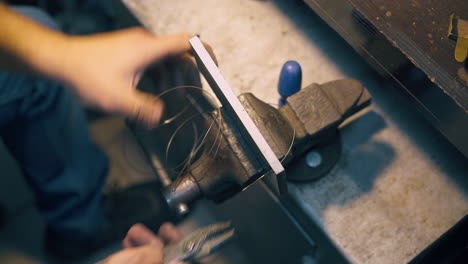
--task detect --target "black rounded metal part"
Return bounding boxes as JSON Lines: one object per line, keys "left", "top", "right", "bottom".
{"left": 286, "top": 132, "right": 342, "bottom": 182}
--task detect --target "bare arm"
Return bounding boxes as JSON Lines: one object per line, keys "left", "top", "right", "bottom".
{"left": 0, "top": 3, "right": 67, "bottom": 76}
{"left": 0, "top": 3, "right": 193, "bottom": 126}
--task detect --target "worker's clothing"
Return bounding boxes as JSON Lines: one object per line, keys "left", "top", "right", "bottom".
{"left": 0, "top": 7, "right": 107, "bottom": 242}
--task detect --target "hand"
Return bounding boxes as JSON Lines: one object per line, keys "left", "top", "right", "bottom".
{"left": 101, "top": 223, "right": 186, "bottom": 264}
{"left": 0, "top": 6, "right": 199, "bottom": 127}
{"left": 60, "top": 28, "right": 193, "bottom": 127}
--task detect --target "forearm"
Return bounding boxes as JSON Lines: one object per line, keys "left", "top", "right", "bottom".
{"left": 0, "top": 3, "right": 69, "bottom": 79}
{"left": 0, "top": 3, "right": 195, "bottom": 126}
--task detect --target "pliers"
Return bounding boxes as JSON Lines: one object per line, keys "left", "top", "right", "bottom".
{"left": 163, "top": 222, "right": 235, "bottom": 264}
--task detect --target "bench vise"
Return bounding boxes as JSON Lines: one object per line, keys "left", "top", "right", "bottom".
{"left": 130, "top": 37, "right": 371, "bottom": 217}
{"left": 161, "top": 38, "right": 371, "bottom": 215}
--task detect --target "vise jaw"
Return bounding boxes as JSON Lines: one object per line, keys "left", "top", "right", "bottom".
{"left": 164, "top": 78, "right": 371, "bottom": 210}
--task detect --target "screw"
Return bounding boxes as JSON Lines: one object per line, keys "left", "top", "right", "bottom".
{"left": 305, "top": 151, "right": 322, "bottom": 168}
{"left": 176, "top": 203, "right": 190, "bottom": 217}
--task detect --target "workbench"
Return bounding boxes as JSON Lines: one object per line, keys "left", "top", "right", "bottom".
{"left": 122, "top": 0, "right": 468, "bottom": 263}
{"left": 304, "top": 0, "right": 468, "bottom": 158}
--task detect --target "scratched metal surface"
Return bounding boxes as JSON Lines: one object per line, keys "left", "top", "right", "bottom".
{"left": 347, "top": 0, "right": 468, "bottom": 111}
{"left": 122, "top": 0, "right": 468, "bottom": 263}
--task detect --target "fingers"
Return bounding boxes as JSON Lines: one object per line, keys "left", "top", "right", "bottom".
{"left": 148, "top": 32, "right": 218, "bottom": 68}
{"left": 118, "top": 223, "right": 187, "bottom": 264}
{"left": 123, "top": 223, "right": 183, "bottom": 248}
{"left": 123, "top": 223, "right": 163, "bottom": 249}
{"left": 158, "top": 223, "right": 183, "bottom": 245}
{"left": 105, "top": 244, "right": 165, "bottom": 264}
{"left": 122, "top": 90, "right": 165, "bottom": 128}
{"left": 145, "top": 33, "right": 193, "bottom": 66}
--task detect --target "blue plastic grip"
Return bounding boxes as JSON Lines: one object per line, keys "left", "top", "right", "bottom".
{"left": 278, "top": 60, "right": 302, "bottom": 106}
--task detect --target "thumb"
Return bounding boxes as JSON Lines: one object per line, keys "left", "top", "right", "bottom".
{"left": 142, "top": 33, "right": 193, "bottom": 66}
{"left": 122, "top": 90, "right": 165, "bottom": 128}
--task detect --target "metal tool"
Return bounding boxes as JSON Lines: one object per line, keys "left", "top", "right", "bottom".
{"left": 163, "top": 222, "right": 235, "bottom": 264}
{"left": 190, "top": 36, "right": 286, "bottom": 180}
{"left": 129, "top": 37, "right": 372, "bottom": 214}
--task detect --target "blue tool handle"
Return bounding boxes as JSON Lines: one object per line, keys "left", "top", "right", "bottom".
{"left": 278, "top": 60, "right": 302, "bottom": 106}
